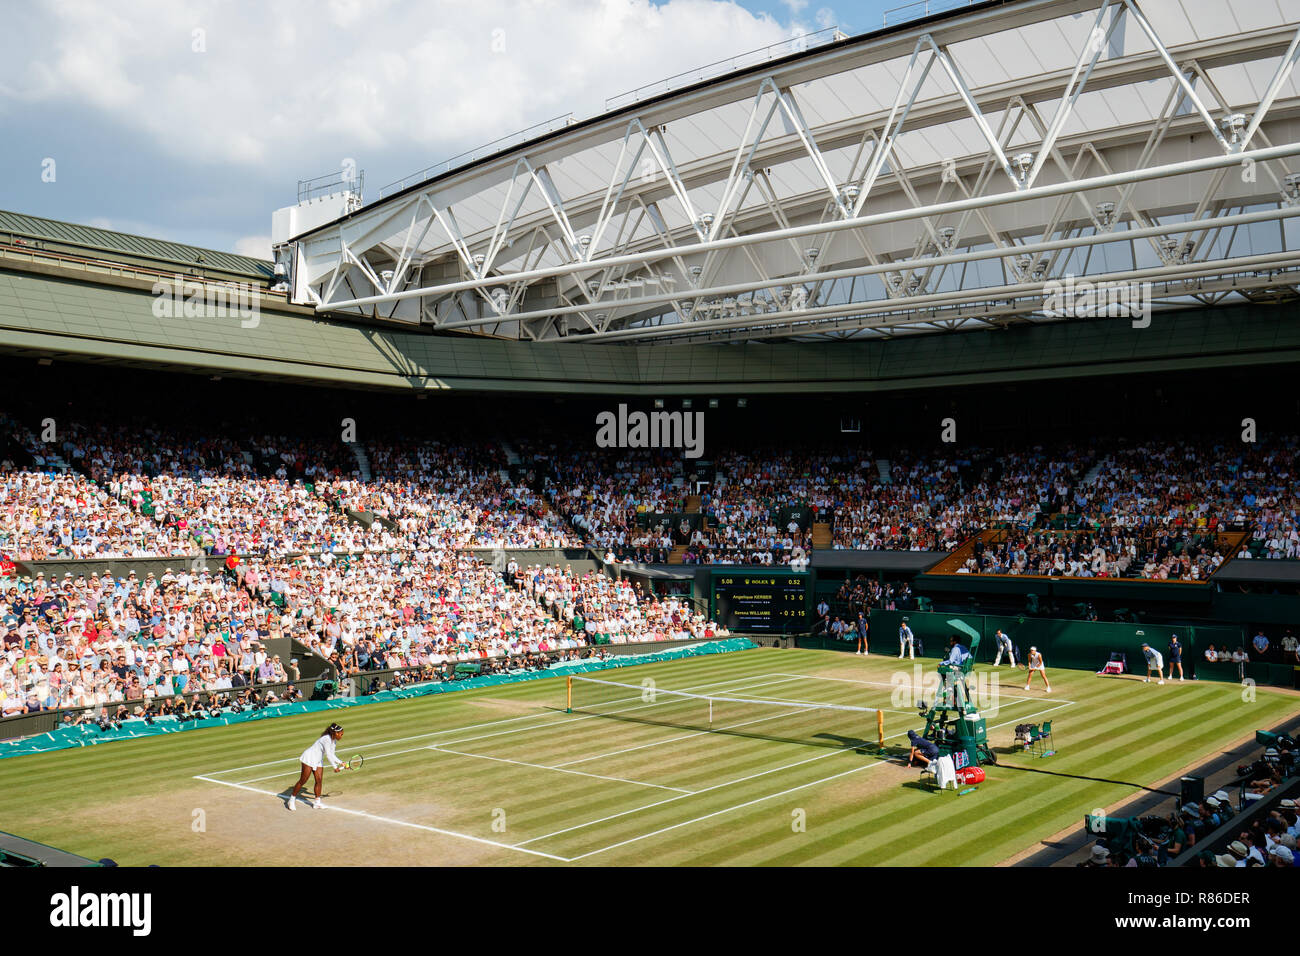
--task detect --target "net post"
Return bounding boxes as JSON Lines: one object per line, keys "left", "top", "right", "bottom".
{"left": 877, "top": 708, "right": 884, "bottom": 747}
{"left": 566, "top": 675, "right": 572, "bottom": 714}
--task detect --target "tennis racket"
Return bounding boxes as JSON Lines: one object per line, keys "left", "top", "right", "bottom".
{"left": 344, "top": 754, "right": 364, "bottom": 771}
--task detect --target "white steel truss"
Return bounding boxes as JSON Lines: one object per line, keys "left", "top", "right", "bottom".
{"left": 285, "top": 0, "right": 1300, "bottom": 344}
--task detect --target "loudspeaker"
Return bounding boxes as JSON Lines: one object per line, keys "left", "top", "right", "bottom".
{"left": 1180, "top": 775, "right": 1204, "bottom": 806}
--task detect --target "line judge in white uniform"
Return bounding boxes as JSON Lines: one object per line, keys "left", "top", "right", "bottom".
{"left": 288, "top": 722, "right": 346, "bottom": 811}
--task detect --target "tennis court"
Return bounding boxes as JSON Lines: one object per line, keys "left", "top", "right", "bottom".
{"left": 3, "top": 647, "right": 1293, "bottom": 866}
{"left": 195, "top": 671, "right": 935, "bottom": 863}
{"left": 192, "top": 663, "right": 1075, "bottom": 862}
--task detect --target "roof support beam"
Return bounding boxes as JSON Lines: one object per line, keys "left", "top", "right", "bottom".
{"left": 327, "top": 141, "right": 1300, "bottom": 311}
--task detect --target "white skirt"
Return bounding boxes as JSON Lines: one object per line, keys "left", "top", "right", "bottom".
{"left": 299, "top": 739, "right": 326, "bottom": 768}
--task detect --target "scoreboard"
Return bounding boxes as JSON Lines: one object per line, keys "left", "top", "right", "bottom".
{"left": 711, "top": 571, "right": 810, "bottom": 633}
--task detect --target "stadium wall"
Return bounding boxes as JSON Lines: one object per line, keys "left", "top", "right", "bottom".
{"left": 4, "top": 264, "right": 1300, "bottom": 394}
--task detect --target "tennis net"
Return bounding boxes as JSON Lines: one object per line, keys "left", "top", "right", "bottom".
{"left": 565, "top": 675, "right": 884, "bottom": 750}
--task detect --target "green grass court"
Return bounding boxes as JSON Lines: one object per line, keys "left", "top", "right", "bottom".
{"left": 2, "top": 646, "right": 1294, "bottom": 866}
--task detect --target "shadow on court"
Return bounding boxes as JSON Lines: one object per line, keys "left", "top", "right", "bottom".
{"left": 995, "top": 760, "right": 1178, "bottom": 795}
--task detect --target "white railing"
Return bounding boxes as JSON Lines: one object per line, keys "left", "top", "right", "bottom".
{"left": 882, "top": 0, "right": 980, "bottom": 27}
{"left": 604, "top": 26, "right": 847, "bottom": 112}
{"left": 377, "top": 112, "right": 575, "bottom": 199}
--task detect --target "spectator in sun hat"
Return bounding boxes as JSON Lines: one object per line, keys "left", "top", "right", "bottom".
{"left": 1238, "top": 832, "right": 1267, "bottom": 866}
{"left": 1225, "top": 840, "right": 1250, "bottom": 866}
{"left": 1078, "top": 843, "right": 1111, "bottom": 867}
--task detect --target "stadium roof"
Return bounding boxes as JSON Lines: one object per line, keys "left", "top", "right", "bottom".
{"left": 284, "top": 0, "right": 1300, "bottom": 345}
{"left": 0, "top": 209, "right": 273, "bottom": 282}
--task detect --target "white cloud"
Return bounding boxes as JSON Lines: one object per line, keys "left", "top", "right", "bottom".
{"left": 1, "top": 0, "right": 846, "bottom": 255}
{"left": 3, "top": 0, "right": 797, "bottom": 176}
{"left": 233, "top": 235, "right": 273, "bottom": 260}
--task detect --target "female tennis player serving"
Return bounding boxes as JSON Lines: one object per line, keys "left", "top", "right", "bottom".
{"left": 287, "top": 723, "right": 345, "bottom": 811}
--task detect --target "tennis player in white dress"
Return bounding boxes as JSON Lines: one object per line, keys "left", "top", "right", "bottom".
{"left": 288, "top": 723, "right": 345, "bottom": 811}
{"left": 1023, "top": 647, "right": 1051, "bottom": 693}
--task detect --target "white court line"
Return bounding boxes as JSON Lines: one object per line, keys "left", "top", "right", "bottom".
{"left": 424, "top": 744, "right": 694, "bottom": 793}
{"left": 566, "top": 699, "right": 1079, "bottom": 860}
{"left": 192, "top": 773, "right": 573, "bottom": 862}
{"left": 518, "top": 698, "right": 1075, "bottom": 849}
{"left": 770, "top": 672, "right": 1078, "bottom": 706}
{"left": 209, "top": 671, "right": 780, "bottom": 777}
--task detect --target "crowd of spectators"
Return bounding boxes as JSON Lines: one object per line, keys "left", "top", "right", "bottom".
{"left": 958, "top": 526, "right": 1225, "bottom": 579}
{"left": 0, "top": 419, "right": 720, "bottom": 722}
{"left": 0, "top": 542, "right": 732, "bottom": 719}
{"left": 0, "top": 565, "right": 292, "bottom": 718}
{"left": 358, "top": 440, "right": 579, "bottom": 549}
{"left": 1080, "top": 738, "right": 1299, "bottom": 868}
{"left": 522, "top": 442, "right": 684, "bottom": 562}
{"left": 510, "top": 560, "right": 727, "bottom": 644}
{"left": 10, "top": 423, "right": 1300, "bottom": 573}
{"left": 5, "top": 413, "right": 1300, "bottom": 722}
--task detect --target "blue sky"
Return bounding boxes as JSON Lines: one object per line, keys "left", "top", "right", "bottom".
{"left": 0, "top": 0, "right": 898, "bottom": 257}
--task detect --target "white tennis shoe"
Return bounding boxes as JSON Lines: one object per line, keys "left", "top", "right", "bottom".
{"left": 312, "top": 799, "right": 325, "bottom": 809}
{"left": 287, "top": 795, "right": 296, "bottom": 811}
